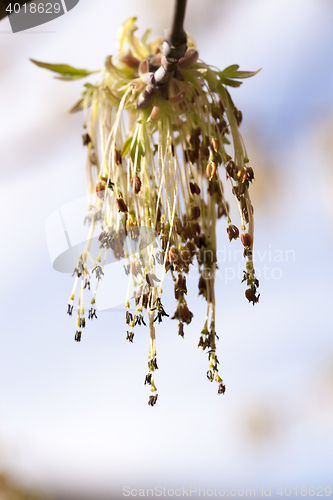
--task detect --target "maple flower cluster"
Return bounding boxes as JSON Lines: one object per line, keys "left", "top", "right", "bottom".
{"left": 32, "top": 17, "right": 260, "bottom": 405}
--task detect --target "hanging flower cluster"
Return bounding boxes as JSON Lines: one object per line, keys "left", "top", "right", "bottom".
{"left": 32, "top": 17, "right": 260, "bottom": 405}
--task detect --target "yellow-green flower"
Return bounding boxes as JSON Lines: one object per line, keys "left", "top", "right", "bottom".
{"left": 32, "top": 16, "right": 260, "bottom": 405}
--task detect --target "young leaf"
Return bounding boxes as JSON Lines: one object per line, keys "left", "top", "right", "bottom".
{"left": 219, "top": 67, "right": 261, "bottom": 81}
{"left": 230, "top": 69, "right": 262, "bottom": 79}
{"left": 122, "top": 137, "right": 133, "bottom": 157}
{"left": 219, "top": 77, "right": 243, "bottom": 88}
{"left": 30, "top": 59, "right": 99, "bottom": 79}
{"left": 69, "top": 98, "right": 84, "bottom": 113}
{"left": 221, "top": 64, "right": 240, "bottom": 75}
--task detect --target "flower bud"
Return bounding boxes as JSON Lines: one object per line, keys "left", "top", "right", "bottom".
{"left": 210, "top": 137, "right": 219, "bottom": 152}
{"left": 244, "top": 166, "right": 254, "bottom": 182}
{"left": 198, "top": 275, "right": 207, "bottom": 296}
{"left": 189, "top": 181, "right": 201, "bottom": 195}
{"left": 206, "top": 162, "right": 217, "bottom": 180}
{"left": 191, "top": 205, "right": 201, "bottom": 220}
{"left": 96, "top": 180, "right": 106, "bottom": 199}
{"left": 114, "top": 149, "right": 122, "bottom": 164}
{"left": 181, "top": 247, "right": 192, "bottom": 266}
{"left": 226, "top": 160, "right": 236, "bottom": 178}
{"left": 181, "top": 303, "right": 193, "bottom": 325}
{"left": 235, "top": 109, "right": 243, "bottom": 126}
{"left": 192, "top": 221, "right": 201, "bottom": 236}
{"left": 130, "top": 174, "right": 142, "bottom": 194}
{"left": 217, "top": 203, "right": 229, "bottom": 219}
{"left": 178, "top": 322, "right": 184, "bottom": 338}
{"left": 200, "top": 143, "right": 210, "bottom": 159}
{"left": 82, "top": 133, "right": 91, "bottom": 146}
{"left": 169, "top": 245, "right": 180, "bottom": 264}
{"left": 184, "top": 221, "right": 193, "bottom": 240}
{"left": 245, "top": 288, "right": 259, "bottom": 305}
{"left": 98, "top": 231, "right": 106, "bottom": 242}
{"left": 120, "top": 54, "right": 140, "bottom": 69}
{"left": 179, "top": 48, "right": 199, "bottom": 68}
{"left": 174, "top": 217, "right": 184, "bottom": 237}
{"left": 241, "top": 233, "right": 252, "bottom": 248}
{"left": 186, "top": 240, "right": 197, "bottom": 257}
{"left": 175, "top": 274, "right": 187, "bottom": 294}
{"left": 116, "top": 197, "right": 128, "bottom": 213}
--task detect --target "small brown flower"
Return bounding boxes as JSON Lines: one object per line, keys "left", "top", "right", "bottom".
{"left": 227, "top": 224, "right": 239, "bottom": 242}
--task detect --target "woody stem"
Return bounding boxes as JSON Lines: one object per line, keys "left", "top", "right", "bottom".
{"left": 153, "top": 0, "right": 188, "bottom": 86}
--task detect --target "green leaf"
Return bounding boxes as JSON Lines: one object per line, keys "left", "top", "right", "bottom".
{"left": 205, "top": 68, "right": 219, "bottom": 91}
{"left": 130, "top": 141, "right": 145, "bottom": 164}
{"left": 55, "top": 75, "right": 91, "bottom": 81}
{"left": 219, "top": 77, "right": 243, "bottom": 88}
{"left": 221, "top": 151, "right": 232, "bottom": 163}
{"left": 219, "top": 67, "right": 261, "bottom": 81}
{"left": 30, "top": 59, "right": 99, "bottom": 80}
{"left": 69, "top": 98, "right": 84, "bottom": 113}
{"left": 69, "top": 84, "right": 95, "bottom": 113}
{"left": 221, "top": 136, "right": 231, "bottom": 145}
{"left": 230, "top": 69, "right": 262, "bottom": 79}
{"left": 122, "top": 137, "right": 133, "bottom": 157}
{"left": 121, "top": 136, "right": 145, "bottom": 165}
{"left": 221, "top": 64, "right": 240, "bottom": 75}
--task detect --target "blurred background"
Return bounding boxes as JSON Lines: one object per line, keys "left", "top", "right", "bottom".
{"left": 1, "top": 0, "right": 333, "bottom": 498}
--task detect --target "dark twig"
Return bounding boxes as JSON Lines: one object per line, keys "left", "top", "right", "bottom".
{"left": 154, "top": 0, "right": 188, "bottom": 85}
{"left": 164, "top": 0, "right": 188, "bottom": 54}
{"left": 136, "top": 0, "right": 188, "bottom": 108}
